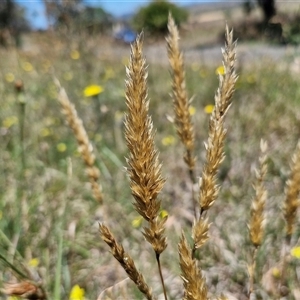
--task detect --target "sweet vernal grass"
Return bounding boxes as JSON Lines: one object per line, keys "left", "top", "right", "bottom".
{"left": 248, "top": 140, "right": 268, "bottom": 297}
{"left": 100, "top": 23, "right": 238, "bottom": 300}
{"left": 99, "top": 22, "right": 299, "bottom": 299}
{"left": 56, "top": 80, "right": 103, "bottom": 203}
{"left": 101, "top": 32, "right": 168, "bottom": 300}
{"left": 166, "top": 15, "right": 197, "bottom": 218}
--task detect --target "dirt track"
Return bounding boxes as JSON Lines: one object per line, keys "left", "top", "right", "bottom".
{"left": 94, "top": 40, "right": 297, "bottom": 70}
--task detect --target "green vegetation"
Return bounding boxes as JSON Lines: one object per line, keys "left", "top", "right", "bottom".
{"left": 132, "top": 0, "right": 188, "bottom": 35}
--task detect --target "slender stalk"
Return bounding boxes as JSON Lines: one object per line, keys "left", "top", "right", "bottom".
{"left": 156, "top": 253, "right": 168, "bottom": 300}
{"left": 53, "top": 229, "right": 63, "bottom": 300}
{"left": 248, "top": 247, "right": 258, "bottom": 299}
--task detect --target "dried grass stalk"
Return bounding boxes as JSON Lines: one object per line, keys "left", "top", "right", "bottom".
{"left": 166, "top": 15, "right": 196, "bottom": 174}
{"left": 57, "top": 84, "right": 103, "bottom": 203}
{"left": 99, "top": 224, "right": 154, "bottom": 300}
{"left": 166, "top": 14, "right": 197, "bottom": 218}
{"left": 198, "top": 25, "right": 237, "bottom": 214}
{"left": 283, "top": 141, "right": 300, "bottom": 239}
{"left": 178, "top": 233, "right": 208, "bottom": 300}
{"left": 248, "top": 139, "right": 268, "bottom": 296}
{"left": 249, "top": 139, "right": 268, "bottom": 248}
{"left": 192, "top": 25, "right": 237, "bottom": 256}
{"left": 124, "top": 32, "right": 167, "bottom": 255}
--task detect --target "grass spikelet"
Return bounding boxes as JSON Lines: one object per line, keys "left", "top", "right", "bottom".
{"left": 99, "top": 224, "right": 154, "bottom": 300}
{"left": 283, "top": 141, "right": 300, "bottom": 240}
{"left": 279, "top": 141, "right": 300, "bottom": 292}
{"left": 124, "top": 33, "right": 167, "bottom": 254}
{"left": 178, "top": 233, "right": 208, "bottom": 300}
{"left": 248, "top": 139, "right": 268, "bottom": 296}
{"left": 198, "top": 25, "right": 237, "bottom": 214}
{"left": 124, "top": 32, "right": 168, "bottom": 298}
{"left": 57, "top": 83, "right": 103, "bottom": 203}
{"left": 249, "top": 139, "right": 268, "bottom": 248}
{"left": 191, "top": 26, "right": 237, "bottom": 259}
{"left": 166, "top": 14, "right": 197, "bottom": 218}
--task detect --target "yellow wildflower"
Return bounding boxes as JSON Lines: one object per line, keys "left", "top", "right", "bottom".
{"left": 189, "top": 105, "right": 196, "bottom": 116}
{"left": 2, "top": 116, "right": 18, "bottom": 128}
{"left": 69, "top": 284, "right": 85, "bottom": 300}
{"left": 28, "top": 258, "right": 39, "bottom": 268}
{"left": 57, "top": 143, "right": 67, "bottom": 152}
{"left": 8, "top": 297, "right": 19, "bottom": 300}
{"left": 204, "top": 104, "right": 214, "bottom": 114}
{"left": 5, "top": 72, "right": 15, "bottom": 82}
{"left": 272, "top": 267, "right": 281, "bottom": 278}
{"left": 291, "top": 246, "right": 300, "bottom": 259}
{"left": 215, "top": 65, "right": 225, "bottom": 75}
{"left": 70, "top": 50, "right": 80, "bottom": 60}
{"left": 21, "top": 62, "right": 33, "bottom": 72}
{"left": 83, "top": 85, "right": 104, "bottom": 97}
{"left": 162, "top": 135, "right": 176, "bottom": 146}
{"left": 132, "top": 216, "right": 143, "bottom": 228}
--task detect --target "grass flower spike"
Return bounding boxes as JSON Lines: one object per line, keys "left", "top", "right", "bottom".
{"left": 167, "top": 14, "right": 197, "bottom": 217}
{"left": 124, "top": 33, "right": 167, "bottom": 255}
{"left": 99, "top": 224, "right": 154, "bottom": 300}
{"left": 198, "top": 25, "right": 237, "bottom": 214}
{"left": 283, "top": 141, "right": 300, "bottom": 240}
{"left": 166, "top": 14, "right": 196, "bottom": 174}
{"left": 248, "top": 140, "right": 268, "bottom": 296}
{"left": 57, "top": 82, "right": 103, "bottom": 203}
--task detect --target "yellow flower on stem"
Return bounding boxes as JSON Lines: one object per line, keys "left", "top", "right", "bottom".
{"left": 83, "top": 85, "right": 104, "bottom": 97}
{"left": 189, "top": 105, "right": 196, "bottom": 116}
{"left": 69, "top": 285, "right": 85, "bottom": 300}
{"left": 215, "top": 65, "right": 225, "bottom": 75}
{"left": 162, "top": 135, "right": 176, "bottom": 146}
{"left": 204, "top": 104, "right": 214, "bottom": 114}
{"left": 291, "top": 246, "right": 300, "bottom": 259}
{"left": 272, "top": 267, "right": 281, "bottom": 278}
{"left": 28, "top": 258, "right": 39, "bottom": 268}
